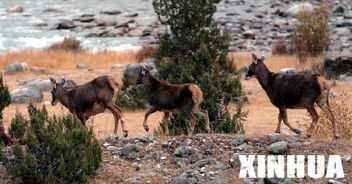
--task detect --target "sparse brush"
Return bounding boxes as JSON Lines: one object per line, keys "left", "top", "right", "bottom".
{"left": 309, "top": 92, "right": 352, "bottom": 139}
{"left": 272, "top": 40, "right": 290, "bottom": 55}
{"left": 290, "top": 4, "right": 331, "bottom": 64}
{"left": 47, "top": 37, "right": 83, "bottom": 52}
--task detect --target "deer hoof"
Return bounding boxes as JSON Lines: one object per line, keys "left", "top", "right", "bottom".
{"left": 144, "top": 125, "right": 149, "bottom": 132}
{"left": 123, "top": 131, "right": 128, "bottom": 137}
{"left": 274, "top": 130, "right": 280, "bottom": 134}
{"left": 334, "top": 135, "right": 340, "bottom": 140}
{"left": 294, "top": 129, "right": 301, "bottom": 135}
{"left": 206, "top": 128, "right": 212, "bottom": 134}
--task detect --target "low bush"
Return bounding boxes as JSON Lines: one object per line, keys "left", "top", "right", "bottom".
{"left": 0, "top": 75, "right": 12, "bottom": 145}
{"left": 9, "top": 112, "right": 28, "bottom": 140}
{"left": 307, "top": 92, "right": 352, "bottom": 139}
{"left": 47, "top": 37, "right": 83, "bottom": 52}
{"left": 1, "top": 105, "right": 102, "bottom": 184}
{"left": 272, "top": 40, "right": 290, "bottom": 55}
{"left": 290, "top": 4, "right": 330, "bottom": 64}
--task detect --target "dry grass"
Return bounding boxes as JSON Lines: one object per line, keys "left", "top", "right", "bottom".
{"left": 230, "top": 52, "right": 323, "bottom": 72}
{"left": 0, "top": 50, "right": 138, "bottom": 70}
{"left": 47, "top": 38, "right": 83, "bottom": 52}
{"left": 309, "top": 92, "right": 352, "bottom": 140}
{"left": 135, "top": 46, "right": 157, "bottom": 62}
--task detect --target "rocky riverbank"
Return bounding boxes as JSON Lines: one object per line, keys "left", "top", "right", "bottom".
{"left": 1, "top": 0, "right": 351, "bottom": 54}
{"left": 91, "top": 134, "right": 352, "bottom": 184}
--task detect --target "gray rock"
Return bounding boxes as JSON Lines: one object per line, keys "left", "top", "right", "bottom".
{"left": 120, "top": 144, "right": 141, "bottom": 160}
{"left": 174, "top": 146, "right": 196, "bottom": 158}
{"left": 191, "top": 158, "right": 216, "bottom": 169}
{"left": 128, "top": 29, "right": 144, "bottom": 37}
{"left": 76, "top": 64, "right": 87, "bottom": 69}
{"left": 19, "top": 79, "right": 52, "bottom": 92}
{"left": 279, "top": 68, "right": 297, "bottom": 74}
{"left": 111, "top": 63, "right": 128, "bottom": 69}
{"left": 328, "top": 179, "right": 344, "bottom": 184}
{"left": 173, "top": 176, "right": 195, "bottom": 184}
{"left": 54, "top": 20, "right": 75, "bottom": 29}
{"left": 100, "top": 10, "right": 122, "bottom": 15}
{"left": 286, "top": 3, "right": 313, "bottom": 17}
{"left": 268, "top": 133, "right": 280, "bottom": 142}
{"left": 10, "top": 87, "right": 43, "bottom": 104}
{"left": 264, "top": 178, "right": 291, "bottom": 184}
{"left": 7, "top": 5, "right": 24, "bottom": 13}
{"left": 268, "top": 141, "right": 289, "bottom": 154}
{"left": 229, "top": 153, "right": 241, "bottom": 167}
{"left": 5, "top": 62, "right": 28, "bottom": 74}
{"left": 30, "top": 66, "right": 46, "bottom": 73}
{"left": 230, "top": 135, "right": 245, "bottom": 146}
{"left": 333, "top": 5, "right": 345, "bottom": 15}
{"left": 107, "top": 146, "right": 117, "bottom": 151}
{"left": 338, "top": 74, "right": 352, "bottom": 81}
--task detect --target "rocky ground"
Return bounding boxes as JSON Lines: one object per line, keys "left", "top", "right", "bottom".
{"left": 90, "top": 134, "right": 352, "bottom": 184}
{"left": 2, "top": 0, "right": 351, "bottom": 54}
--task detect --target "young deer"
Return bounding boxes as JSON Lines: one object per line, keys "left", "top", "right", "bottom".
{"left": 50, "top": 76, "right": 128, "bottom": 137}
{"left": 136, "top": 65, "right": 210, "bottom": 135}
{"left": 245, "top": 53, "right": 339, "bottom": 139}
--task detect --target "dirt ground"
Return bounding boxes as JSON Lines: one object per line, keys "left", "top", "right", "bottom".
{"left": 2, "top": 67, "right": 352, "bottom": 139}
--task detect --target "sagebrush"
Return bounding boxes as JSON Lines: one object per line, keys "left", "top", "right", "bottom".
{"left": 290, "top": 4, "right": 330, "bottom": 64}
{"left": 47, "top": 37, "right": 83, "bottom": 52}
{"left": 1, "top": 105, "right": 102, "bottom": 184}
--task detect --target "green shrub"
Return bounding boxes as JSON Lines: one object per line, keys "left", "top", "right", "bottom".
{"left": 9, "top": 112, "right": 28, "bottom": 140}
{"left": 290, "top": 4, "right": 330, "bottom": 64}
{"left": 1, "top": 105, "right": 102, "bottom": 184}
{"left": 0, "top": 75, "right": 12, "bottom": 145}
{"left": 0, "top": 75, "right": 11, "bottom": 120}
{"left": 117, "top": 67, "right": 148, "bottom": 109}
{"left": 152, "top": 0, "right": 246, "bottom": 135}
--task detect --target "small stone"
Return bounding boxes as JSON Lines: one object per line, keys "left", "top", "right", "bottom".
{"left": 328, "top": 179, "right": 344, "bottom": 184}
{"left": 230, "top": 135, "right": 245, "bottom": 146}
{"left": 76, "top": 64, "right": 87, "bottom": 69}
{"left": 107, "top": 146, "right": 117, "bottom": 151}
{"left": 268, "top": 141, "right": 289, "bottom": 154}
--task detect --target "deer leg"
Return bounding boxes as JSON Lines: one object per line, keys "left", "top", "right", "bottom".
{"left": 280, "top": 108, "right": 301, "bottom": 135}
{"left": 275, "top": 111, "right": 283, "bottom": 133}
{"left": 163, "top": 112, "right": 170, "bottom": 135}
{"left": 306, "top": 105, "right": 319, "bottom": 138}
{"left": 76, "top": 113, "right": 87, "bottom": 127}
{"left": 143, "top": 106, "right": 158, "bottom": 132}
{"left": 187, "top": 113, "right": 197, "bottom": 136}
{"left": 317, "top": 100, "right": 339, "bottom": 139}
{"left": 192, "top": 107, "right": 211, "bottom": 133}
{"left": 108, "top": 104, "right": 128, "bottom": 137}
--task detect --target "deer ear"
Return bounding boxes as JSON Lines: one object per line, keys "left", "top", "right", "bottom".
{"left": 61, "top": 78, "right": 67, "bottom": 85}
{"left": 259, "top": 55, "right": 265, "bottom": 61}
{"left": 252, "top": 53, "right": 258, "bottom": 61}
{"left": 49, "top": 77, "right": 56, "bottom": 85}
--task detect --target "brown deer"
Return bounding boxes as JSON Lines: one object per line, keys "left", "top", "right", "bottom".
{"left": 245, "top": 53, "right": 339, "bottom": 139}
{"left": 50, "top": 76, "right": 128, "bottom": 137}
{"left": 136, "top": 65, "right": 210, "bottom": 135}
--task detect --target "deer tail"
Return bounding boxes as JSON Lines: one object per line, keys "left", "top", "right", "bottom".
{"left": 188, "top": 84, "right": 203, "bottom": 107}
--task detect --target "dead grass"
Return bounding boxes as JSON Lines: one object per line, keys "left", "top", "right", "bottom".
{"left": 230, "top": 52, "right": 323, "bottom": 72}
{"left": 309, "top": 92, "right": 352, "bottom": 140}
{"left": 0, "top": 50, "right": 138, "bottom": 70}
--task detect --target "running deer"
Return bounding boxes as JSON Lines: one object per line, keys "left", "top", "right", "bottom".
{"left": 50, "top": 76, "right": 128, "bottom": 137}
{"left": 245, "top": 53, "right": 339, "bottom": 139}
{"left": 136, "top": 65, "right": 210, "bottom": 135}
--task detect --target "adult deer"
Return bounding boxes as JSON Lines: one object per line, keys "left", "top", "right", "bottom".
{"left": 136, "top": 65, "right": 210, "bottom": 135}
{"left": 245, "top": 53, "right": 339, "bottom": 139}
{"left": 50, "top": 76, "right": 128, "bottom": 137}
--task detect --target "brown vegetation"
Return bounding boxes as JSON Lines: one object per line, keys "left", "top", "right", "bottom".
{"left": 0, "top": 50, "right": 137, "bottom": 70}
{"left": 290, "top": 4, "right": 331, "bottom": 63}
{"left": 47, "top": 38, "right": 84, "bottom": 52}
{"left": 135, "top": 46, "right": 157, "bottom": 62}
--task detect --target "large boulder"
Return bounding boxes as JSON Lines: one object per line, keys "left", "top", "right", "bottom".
{"left": 53, "top": 20, "right": 76, "bottom": 29}
{"left": 286, "top": 3, "right": 313, "bottom": 17}
{"left": 18, "top": 79, "right": 52, "bottom": 92}
{"left": 323, "top": 56, "right": 352, "bottom": 78}
{"left": 5, "top": 62, "right": 28, "bottom": 74}
{"left": 10, "top": 87, "right": 43, "bottom": 104}
{"left": 268, "top": 141, "right": 289, "bottom": 154}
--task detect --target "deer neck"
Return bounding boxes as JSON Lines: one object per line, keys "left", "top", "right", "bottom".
{"left": 57, "top": 88, "right": 71, "bottom": 108}
{"left": 255, "top": 63, "right": 272, "bottom": 93}
{"left": 144, "top": 75, "right": 161, "bottom": 92}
